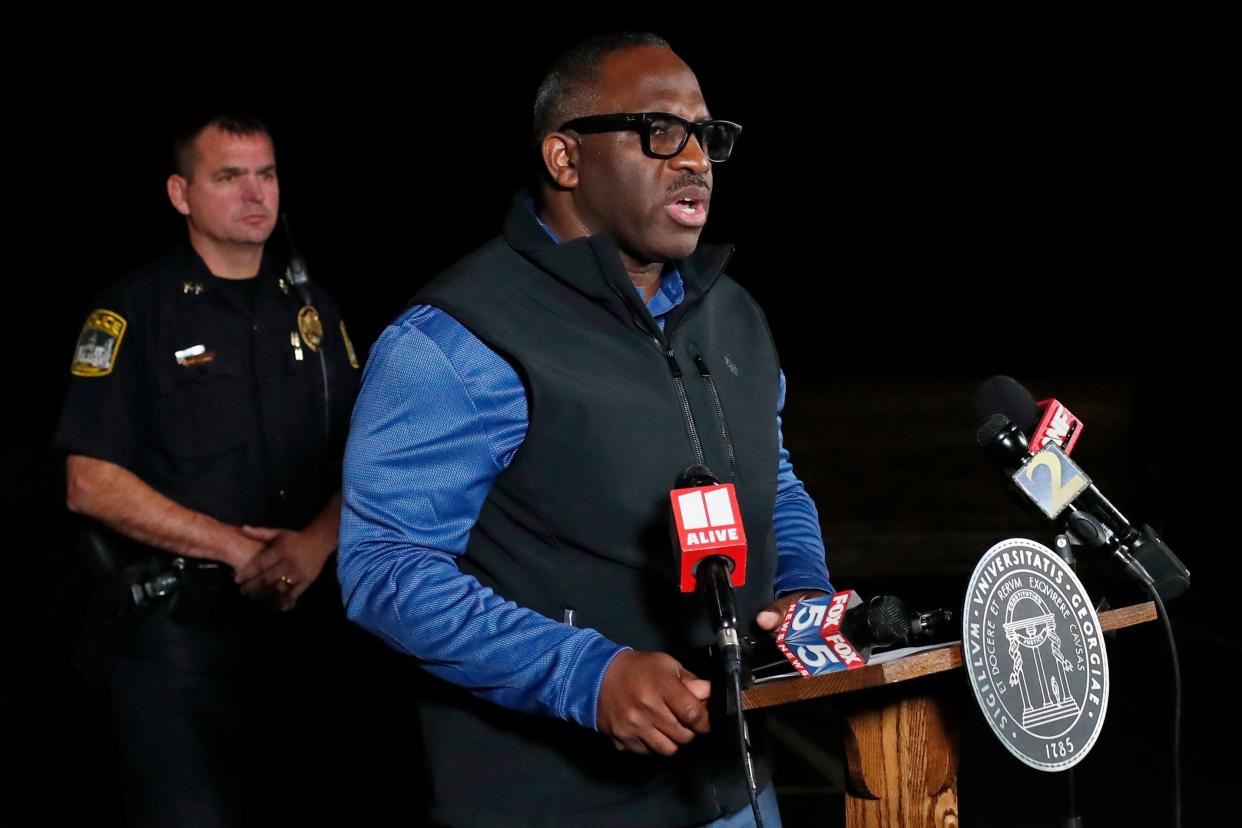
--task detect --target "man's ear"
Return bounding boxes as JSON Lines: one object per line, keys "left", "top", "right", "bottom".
{"left": 541, "top": 132, "right": 580, "bottom": 190}
{"left": 167, "top": 174, "right": 191, "bottom": 216}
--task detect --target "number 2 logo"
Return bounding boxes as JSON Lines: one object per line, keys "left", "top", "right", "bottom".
{"left": 1025, "top": 448, "right": 1088, "bottom": 516}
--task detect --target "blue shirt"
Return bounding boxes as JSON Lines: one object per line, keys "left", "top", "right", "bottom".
{"left": 339, "top": 258, "right": 830, "bottom": 732}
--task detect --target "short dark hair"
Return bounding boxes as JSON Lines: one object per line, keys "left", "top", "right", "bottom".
{"left": 172, "top": 114, "right": 272, "bottom": 179}
{"left": 531, "top": 32, "right": 671, "bottom": 149}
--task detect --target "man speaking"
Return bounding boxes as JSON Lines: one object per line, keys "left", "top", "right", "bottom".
{"left": 339, "top": 33, "right": 832, "bottom": 827}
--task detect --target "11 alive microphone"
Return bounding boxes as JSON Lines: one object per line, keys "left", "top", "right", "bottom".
{"left": 974, "top": 375, "right": 1084, "bottom": 455}
{"left": 671, "top": 467, "right": 768, "bottom": 828}
{"left": 670, "top": 465, "right": 747, "bottom": 681}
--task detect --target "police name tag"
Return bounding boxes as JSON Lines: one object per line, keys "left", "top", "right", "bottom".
{"left": 963, "top": 538, "right": 1109, "bottom": 771}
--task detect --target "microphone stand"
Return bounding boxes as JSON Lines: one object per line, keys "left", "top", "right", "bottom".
{"left": 696, "top": 555, "right": 763, "bottom": 827}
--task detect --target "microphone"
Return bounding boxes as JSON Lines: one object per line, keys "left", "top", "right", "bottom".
{"left": 670, "top": 466, "right": 748, "bottom": 678}
{"left": 976, "top": 411, "right": 1190, "bottom": 601}
{"left": 973, "top": 375, "right": 1040, "bottom": 437}
{"left": 775, "top": 591, "right": 958, "bottom": 677}
{"left": 671, "top": 465, "right": 748, "bottom": 593}
{"left": 840, "top": 595, "right": 957, "bottom": 648}
{"left": 841, "top": 595, "right": 911, "bottom": 649}
{"left": 671, "top": 468, "right": 768, "bottom": 828}
{"left": 908, "top": 606, "right": 957, "bottom": 643}
{"left": 775, "top": 590, "right": 867, "bottom": 676}
{"left": 976, "top": 412, "right": 1110, "bottom": 525}
{"left": 974, "top": 375, "right": 1083, "bottom": 455}
{"left": 1031, "top": 398, "right": 1084, "bottom": 455}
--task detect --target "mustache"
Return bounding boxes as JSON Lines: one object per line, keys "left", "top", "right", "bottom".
{"left": 668, "top": 174, "right": 710, "bottom": 195}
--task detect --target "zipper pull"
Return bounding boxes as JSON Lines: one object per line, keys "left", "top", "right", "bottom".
{"left": 664, "top": 348, "right": 682, "bottom": 379}
{"left": 692, "top": 353, "right": 711, "bottom": 377}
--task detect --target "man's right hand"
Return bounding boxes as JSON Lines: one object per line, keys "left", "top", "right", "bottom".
{"left": 67, "top": 455, "right": 265, "bottom": 571}
{"left": 596, "top": 650, "right": 711, "bottom": 756}
{"left": 221, "top": 527, "right": 267, "bottom": 573}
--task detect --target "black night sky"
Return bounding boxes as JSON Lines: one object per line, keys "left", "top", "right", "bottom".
{"left": 5, "top": 20, "right": 1232, "bottom": 826}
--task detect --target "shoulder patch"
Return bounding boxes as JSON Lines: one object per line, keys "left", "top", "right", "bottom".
{"left": 339, "top": 320, "right": 360, "bottom": 369}
{"left": 70, "top": 309, "right": 127, "bottom": 377}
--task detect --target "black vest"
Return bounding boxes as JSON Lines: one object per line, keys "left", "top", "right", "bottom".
{"left": 413, "top": 197, "right": 782, "bottom": 827}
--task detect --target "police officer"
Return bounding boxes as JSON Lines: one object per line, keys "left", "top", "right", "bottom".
{"left": 54, "top": 114, "right": 359, "bottom": 827}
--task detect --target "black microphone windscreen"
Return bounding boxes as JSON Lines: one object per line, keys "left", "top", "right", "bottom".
{"left": 976, "top": 413, "right": 1012, "bottom": 448}
{"left": 974, "top": 375, "right": 1039, "bottom": 435}
{"left": 866, "top": 596, "right": 912, "bottom": 645}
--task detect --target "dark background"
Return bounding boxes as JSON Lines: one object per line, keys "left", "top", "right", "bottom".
{"left": 3, "top": 21, "right": 1231, "bottom": 826}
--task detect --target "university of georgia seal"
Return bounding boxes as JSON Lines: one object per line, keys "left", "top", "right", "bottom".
{"left": 963, "top": 538, "right": 1110, "bottom": 771}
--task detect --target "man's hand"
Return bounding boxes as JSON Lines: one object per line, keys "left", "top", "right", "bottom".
{"left": 596, "top": 650, "right": 712, "bottom": 756}
{"left": 67, "top": 454, "right": 267, "bottom": 570}
{"left": 235, "top": 526, "right": 334, "bottom": 611}
{"left": 220, "top": 528, "right": 267, "bottom": 573}
{"left": 755, "top": 589, "right": 829, "bottom": 634}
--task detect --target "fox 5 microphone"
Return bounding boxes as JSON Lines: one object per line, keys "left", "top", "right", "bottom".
{"left": 974, "top": 375, "right": 1084, "bottom": 455}
{"left": 775, "top": 591, "right": 868, "bottom": 676}
{"left": 775, "top": 592, "right": 957, "bottom": 677}
{"left": 670, "top": 466, "right": 747, "bottom": 680}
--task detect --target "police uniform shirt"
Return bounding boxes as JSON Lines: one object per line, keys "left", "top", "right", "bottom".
{"left": 54, "top": 245, "right": 360, "bottom": 533}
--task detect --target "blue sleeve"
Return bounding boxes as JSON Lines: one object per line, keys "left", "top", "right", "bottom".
{"left": 772, "top": 370, "right": 834, "bottom": 596}
{"left": 337, "top": 306, "right": 625, "bottom": 730}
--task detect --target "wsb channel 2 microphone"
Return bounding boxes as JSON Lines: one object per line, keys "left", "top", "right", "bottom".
{"left": 973, "top": 374, "right": 1084, "bottom": 455}
{"left": 974, "top": 376, "right": 1189, "bottom": 601}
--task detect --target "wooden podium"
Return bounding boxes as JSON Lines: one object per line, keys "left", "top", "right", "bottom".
{"left": 741, "top": 603, "right": 1157, "bottom": 828}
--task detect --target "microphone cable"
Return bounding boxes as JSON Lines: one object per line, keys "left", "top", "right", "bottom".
{"left": 728, "top": 669, "right": 765, "bottom": 828}
{"left": 1134, "top": 569, "right": 1182, "bottom": 828}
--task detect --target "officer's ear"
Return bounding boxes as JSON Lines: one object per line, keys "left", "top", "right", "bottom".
{"left": 541, "top": 131, "right": 580, "bottom": 190}
{"left": 166, "top": 174, "right": 191, "bottom": 217}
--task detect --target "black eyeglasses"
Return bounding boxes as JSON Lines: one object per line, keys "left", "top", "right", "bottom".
{"left": 559, "top": 112, "right": 742, "bottom": 163}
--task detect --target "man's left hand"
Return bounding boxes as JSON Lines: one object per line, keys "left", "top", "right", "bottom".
{"left": 235, "top": 526, "right": 335, "bottom": 611}
{"left": 755, "top": 589, "right": 829, "bottom": 634}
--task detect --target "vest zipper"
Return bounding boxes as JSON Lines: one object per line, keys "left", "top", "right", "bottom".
{"left": 692, "top": 354, "right": 738, "bottom": 482}
{"left": 656, "top": 338, "right": 706, "bottom": 469}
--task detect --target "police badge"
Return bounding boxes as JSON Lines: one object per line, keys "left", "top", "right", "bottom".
{"left": 963, "top": 538, "right": 1110, "bottom": 771}
{"left": 71, "top": 309, "right": 127, "bottom": 377}
{"left": 297, "top": 305, "right": 323, "bottom": 352}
